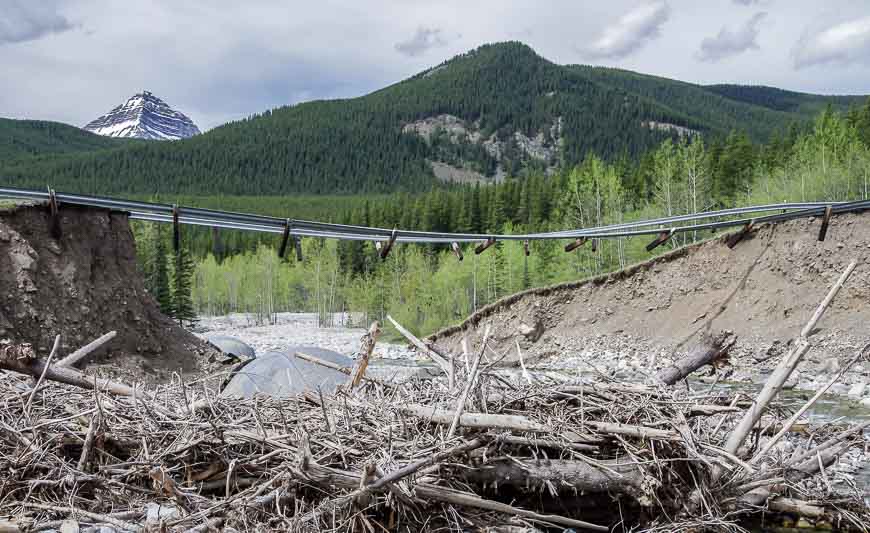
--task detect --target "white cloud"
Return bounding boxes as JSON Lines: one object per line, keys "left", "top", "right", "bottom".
{"left": 698, "top": 12, "right": 767, "bottom": 62}
{"left": 395, "top": 27, "right": 448, "bottom": 57}
{"left": 583, "top": 1, "right": 670, "bottom": 60}
{"left": 0, "top": 1, "right": 77, "bottom": 45}
{"left": 793, "top": 15, "right": 870, "bottom": 69}
{"left": 0, "top": 0, "right": 867, "bottom": 131}
{"left": 733, "top": 0, "right": 762, "bottom": 5}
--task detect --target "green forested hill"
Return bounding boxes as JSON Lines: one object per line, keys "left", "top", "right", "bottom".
{"left": 703, "top": 85, "right": 864, "bottom": 116}
{"left": 0, "top": 118, "right": 132, "bottom": 161}
{"left": 1, "top": 42, "right": 865, "bottom": 196}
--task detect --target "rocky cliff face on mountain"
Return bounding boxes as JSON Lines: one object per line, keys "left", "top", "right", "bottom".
{"left": 83, "top": 91, "right": 200, "bottom": 140}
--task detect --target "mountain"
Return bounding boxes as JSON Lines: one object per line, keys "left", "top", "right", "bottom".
{"left": 83, "top": 91, "right": 201, "bottom": 140}
{"left": 703, "top": 84, "right": 865, "bottom": 116}
{"left": 1, "top": 42, "right": 866, "bottom": 196}
{"left": 0, "top": 117, "right": 131, "bottom": 162}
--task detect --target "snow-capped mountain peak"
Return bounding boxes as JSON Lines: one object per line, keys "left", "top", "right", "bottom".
{"left": 83, "top": 91, "right": 200, "bottom": 140}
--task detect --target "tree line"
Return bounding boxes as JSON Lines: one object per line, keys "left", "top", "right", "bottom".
{"left": 4, "top": 42, "right": 861, "bottom": 197}
{"left": 127, "top": 100, "right": 870, "bottom": 336}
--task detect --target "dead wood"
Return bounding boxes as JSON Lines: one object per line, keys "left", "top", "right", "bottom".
{"left": 349, "top": 321, "right": 379, "bottom": 389}
{"left": 1, "top": 258, "right": 867, "bottom": 533}
{"left": 655, "top": 330, "right": 736, "bottom": 385}
{"left": 56, "top": 331, "right": 117, "bottom": 368}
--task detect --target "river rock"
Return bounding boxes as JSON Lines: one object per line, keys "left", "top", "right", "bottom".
{"left": 220, "top": 347, "right": 351, "bottom": 398}
{"left": 754, "top": 340, "right": 785, "bottom": 362}
{"left": 146, "top": 502, "right": 180, "bottom": 522}
{"left": 205, "top": 334, "right": 255, "bottom": 360}
{"left": 860, "top": 397, "right": 870, "bottom": 408}
{"left": 517, "top": 320, "right": 544, "bottom": 342}
{"left": 820, "top": 358, "right": 840, "bottom": 374}
{"left": 828, "top": 383, "right": 850, "bottom": 395}
{"left": 60, "top": 521, "right": 80, "bottom": 533}
{"left": 848, "top": 382, "right": 867, "bottom": 397}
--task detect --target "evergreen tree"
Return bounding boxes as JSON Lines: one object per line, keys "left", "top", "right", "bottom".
{"left": 851, "top": 97, "right": 870, "bottom": 147}
{"left": 171, "top": 246, "right": 197, "bottom": 326}
{"left": 151, "top": 230, "right": 173, "bottom": 316}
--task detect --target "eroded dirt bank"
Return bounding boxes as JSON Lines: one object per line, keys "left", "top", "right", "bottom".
{"left": 0, "top": 204, "right": 213, "bottom": 381}
{"left": 431, "top": 212, "right": 870, "bottom": 391}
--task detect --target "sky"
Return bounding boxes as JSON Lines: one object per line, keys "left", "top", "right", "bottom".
{"left": 2, "top": 0, "right": 870, "bottom": 132}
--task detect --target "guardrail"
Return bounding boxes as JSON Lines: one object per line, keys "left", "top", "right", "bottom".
{"left": 2, "top": 186, "right": 868, "bottom": 253}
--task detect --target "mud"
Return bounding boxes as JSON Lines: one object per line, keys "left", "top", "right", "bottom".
{"left": 0, "top": 204, "right": 216, "bottom": 383}
{"left": 431, "top": 212, "right": 870, "bottom": 392}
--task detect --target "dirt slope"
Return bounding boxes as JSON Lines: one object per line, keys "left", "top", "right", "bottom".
{"left": 0, "top": 204, "right": 213, "bottom": 381}
{"left": 431, "top": 212, "right": 870, "bottom": 387}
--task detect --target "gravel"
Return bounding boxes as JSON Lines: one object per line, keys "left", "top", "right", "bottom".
{"left": 195, "top": 313, "right": 418, "bottom": 361}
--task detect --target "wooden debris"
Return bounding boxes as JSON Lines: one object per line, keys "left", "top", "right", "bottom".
{"left": 47, "top": 187, "right": 61, "bottom": 240}
{"left": 56, "top": 331, "right": 117, "bottom": 368}
{"left": 474, "top": 237, "right": 496, "bottom": 255}
{"left": 655, "top": 330, "right": 735, "bottom": 385}
{"left": 818, "top": 205, "right": 833, "bottom": 241}
{"left": 349, "top": 322, "right": 380, "bottom": 389}
{"left": 565, "top": 237, "right": 587, "bottom": 252}
{"left": 645, "top": 229, "right": 674, "bottom": 252}
{"left": 278, "top": 218, "right": 292, "bottom": 258}
{"left": 726, "top": 220, "right": 754, "bottom": 249}
{"left": 0, "top": 262, "right": 866, "bottom": 531}
{"left": 379, "top": 228, "right": 398, "bottom": 259}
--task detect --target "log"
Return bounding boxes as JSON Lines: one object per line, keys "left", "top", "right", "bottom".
{"left": 723, "top": 261, "right": 857, "bottom": 456}
{"left": 817, "top": 205, "right": 833, "bottom": 242}
{"left": 26, "top": 334, "right": 61, "bottom": 412}
{"left": 452, "top": 458, "right": 644, "bottom": 494}
{"left": 585, "top": 421, "right": 681, "bottom": 441}
{"left": 769, "top": 497, "right": 825, "bottom": 519}
{"left": 0, "top": 520, "right": 21, "bottom": 533}
{"left": 447, "top": 325, "right": 489, "bottom": 438}
{"left": 401, "top": 403, "right": 551, "bottom": 434}
{"left": 387, "top": 315, "right": 451, "bottom": 374}
{"left": 751, "top": 342, "right": 870, "bottom": 464}
{"left": 414, "top": 482, "right": 608, "bottom": 531}
{"left": 295, "top": 460, "right": 607, "bottom": 531}
{"left": 294, "top": 351, "right": 391, "bottom": 388}
{"left": 1, "top": 343, "right": 136, "bottom": 398}
{"left": 655, "top": 331, "right": 736, "bottom": 385}
{"left": 379, "top": 228, "right": 398, "bottom": 259}
{"left": 349, "top": 322, "right": 380, "bottom": 389}
{"left": 738, "top": 442, "right": 849, "bottom": 508}
{"left": 400, "top": 404, "right": 676, "bottom": 443}
{"left": 56, "top": 331, "right": 117, "bottom": 368}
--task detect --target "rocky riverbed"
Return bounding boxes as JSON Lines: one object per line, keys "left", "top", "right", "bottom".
{"left": 197, "top": 313, "right": 870, "bottom": 497}
{"left": 195, "top": 313, "right": 417, "bottom": 360}
{"left": 196, "top": 313, "right": 870, "bottom": 401}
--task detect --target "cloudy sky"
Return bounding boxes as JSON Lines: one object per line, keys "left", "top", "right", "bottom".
{"left": 2, "top": 0, "right": 870, "bottom": 131}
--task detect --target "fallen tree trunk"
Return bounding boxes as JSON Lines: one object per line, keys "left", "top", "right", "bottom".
{"left": 295, "top": 458, "right": 609, "bottom": 531}
{"left": 449, "top": 458, "right": 644, "bottom": 495}
{"left": 56, "top": 331, "right": 117, "bottom": 368}
{"left": 0, "top": 343, "right": 136, "bottom": 397}
{"left": 349, "top": 322, "right": 380, "bottom": 389}
{"left": 655, "top": 331, "right": 736, "bottom": 385}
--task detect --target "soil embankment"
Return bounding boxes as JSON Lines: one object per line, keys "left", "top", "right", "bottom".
{"left": 431, "top": 212, "right": 870, "bottom": 390}
{"left": 0, "top": 204, "right": 213, "bottom": 381}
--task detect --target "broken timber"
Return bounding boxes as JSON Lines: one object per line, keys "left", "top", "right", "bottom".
{"left": 645, "top": 229, "right": 674, "bottom": 252}
{"left": 474, "top": 237, "right": 496, "bottom": 255}
{"left": 818, "top": 205, "right": 833, "bottom": 242}
{"left": 726, "top": 220, "right": 754, "bottom": 249}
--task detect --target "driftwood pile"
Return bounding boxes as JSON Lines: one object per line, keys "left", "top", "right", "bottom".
{"left": 0, "top": 263, "right": 868, "bottom": 532}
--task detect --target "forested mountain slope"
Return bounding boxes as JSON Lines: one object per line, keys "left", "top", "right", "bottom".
{"left": 704, "top": 85, "right": 864, "bottom": 116}
{"left": 0, "top": 118, "right": 131, "bottom": 161}
{"left": 1, "top": 42, "right": 865, "bottom": 195}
